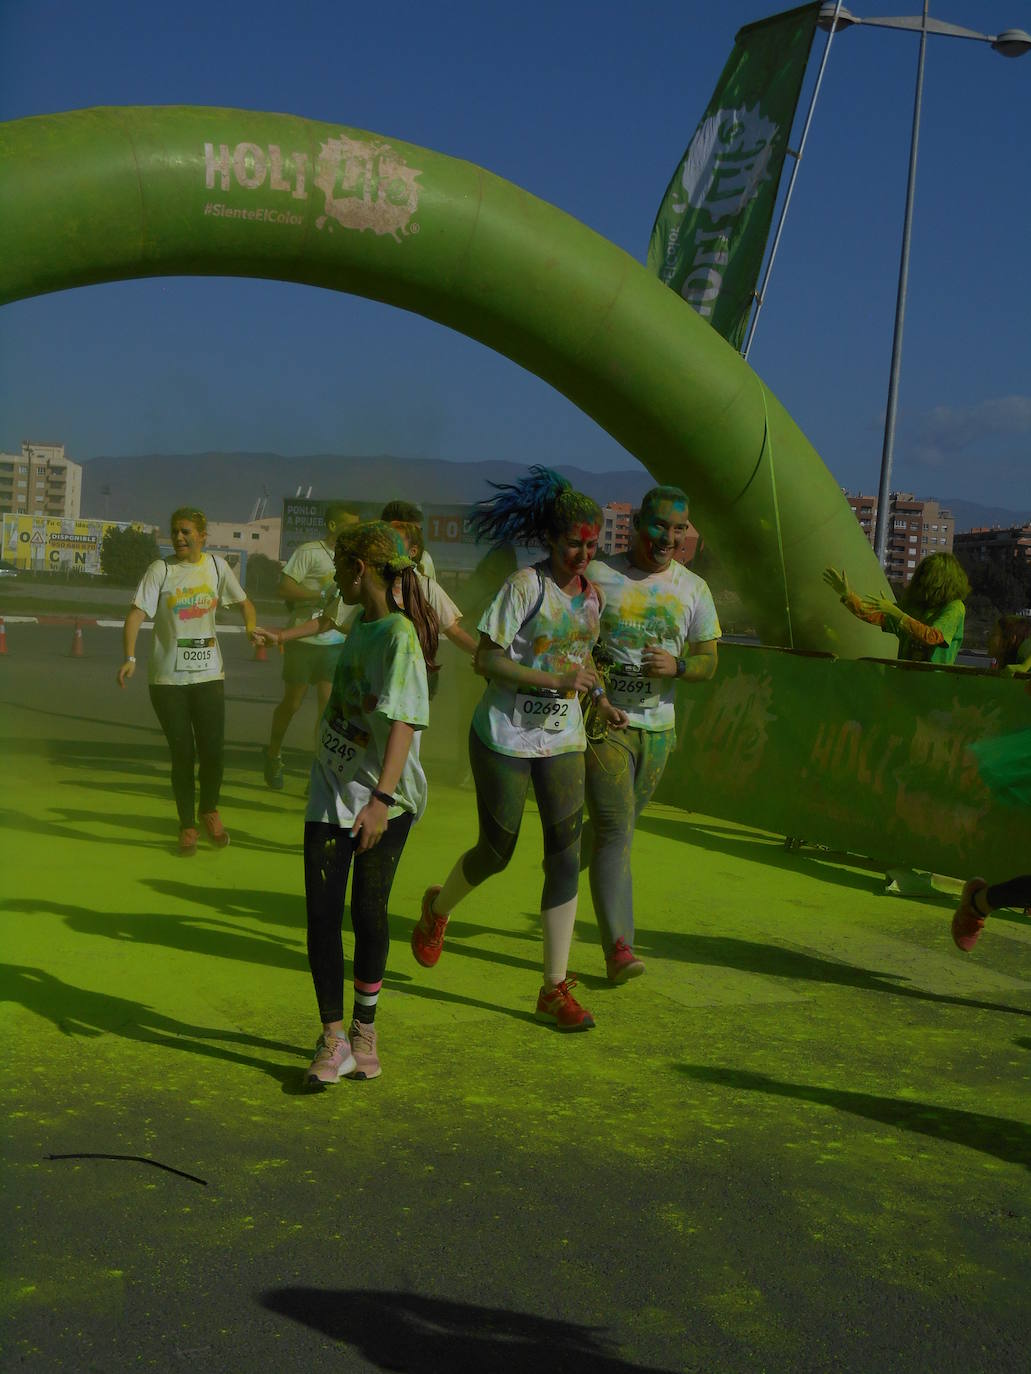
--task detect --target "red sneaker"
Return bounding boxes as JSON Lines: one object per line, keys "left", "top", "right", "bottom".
{"left": 178, "top": 826, "right": 198, "bottom": 857}
{"left": 952, "top": 877, "right": 988, "bottom": 952}
{"left": 411, "top": 886, "right": 448, "bottom": 967}
{"left": 606, "top": 937, "right": 646, "bottom": 984}
{"left": 199, "top": 810, "right": 230, "bottom": 849}
{"left": 536, "top": 977, "right": 595, "bottom": 1032}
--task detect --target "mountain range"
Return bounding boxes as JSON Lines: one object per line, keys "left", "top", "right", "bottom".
{"left": 79, "top": 451, "right": 1030, "bottom": 535}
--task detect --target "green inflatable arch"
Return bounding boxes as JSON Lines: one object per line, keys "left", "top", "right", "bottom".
{"left": 0, "top": 105, "right": 890, "bottom": 654}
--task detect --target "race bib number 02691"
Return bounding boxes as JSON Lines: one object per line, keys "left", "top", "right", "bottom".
{"left": 513, "top": 694, "right": 576, "bottom": 733}
{"left": 174, "top": 637, "right": 217, "bottom": 673}
{"left": 318, "top": 713, "right": 370, "bottom": 782}
{"left": 606, "top": 672, "right": 660, "bottom": 710}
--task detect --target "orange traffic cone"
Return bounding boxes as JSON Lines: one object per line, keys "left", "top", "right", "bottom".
{"left": 70, "top": 617, "right": 84, "bottom": 657}
{"left": 0, "top": 617, "right": 7, "bottom": 655}
{"left": 253, "top": 636, "right": 267, "bottom": 662}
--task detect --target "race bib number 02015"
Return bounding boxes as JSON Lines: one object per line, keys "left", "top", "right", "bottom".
{"left": 606, "top": 672, "right": 660, "bottom": 710}
{"left": 513, "top": 694, "right": 577, "bottom": 733}
{"left": 318, "top": 713, "right": 371, "bottom": 782}
{"left": 174, "top": 638, "right": 217, "bottom": 673}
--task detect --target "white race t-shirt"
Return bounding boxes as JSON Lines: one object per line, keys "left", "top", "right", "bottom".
{"left": 281, "top": 540, "right": 344, "bottom": 646}
{"left": 132, "top": 554, "right": 247, "bottom": 686}
{"left": 306, "top": 611, "right": 430, "bottom": 829}
{"left": 587, "top": 555, "right": 721, "bottom": 732}
{"left": 324, "top": 574, "right": 459, "bottom": 635}
{"left": 471, "top": 562, "right": 601, "bottom": 758}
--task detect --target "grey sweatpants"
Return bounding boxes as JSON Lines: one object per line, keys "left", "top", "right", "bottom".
{"left": 583, "top": 726, "right": 676, "bottom": 954}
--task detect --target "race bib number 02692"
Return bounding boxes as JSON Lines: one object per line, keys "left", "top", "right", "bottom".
{"left": 318, "top": 713, "right": 370, "bottom": 782}
{"left": 513, "top": 694, "right": 576, "bottom": 733}
{"left": 174, "top": 637, "right": 217, "bottom": 673}
{"left": 606, "top": 672, "right": 660, "bottom": 710}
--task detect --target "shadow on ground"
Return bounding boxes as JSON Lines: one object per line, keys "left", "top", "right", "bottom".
{"left": 677, "top": 1063, "right": 1031, "bottom": 1171}
{"left": 258, "top": 1289, "right": 677, "bottom": 1373}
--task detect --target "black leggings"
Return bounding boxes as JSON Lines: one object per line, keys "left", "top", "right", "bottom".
{"left": 149, "top": 681, "right": 225, "bottom": 829}
{"left": 987, "top": 876, "right": 1031, "bottom": 910}
{"left": 459, "top": 726, "right": 584, "bottom": 909}
{"left": 303, "top": 814, "right": 414, "bottom": 1024}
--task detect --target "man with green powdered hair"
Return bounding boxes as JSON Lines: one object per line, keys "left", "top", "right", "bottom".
{"left": 584, "top": 486, "right": 720, "bottom": 983}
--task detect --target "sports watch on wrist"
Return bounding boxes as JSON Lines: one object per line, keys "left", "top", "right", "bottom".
{"left": 371, "top": 789, "right": 395, "bottom": 807}
{"left": 675, "top": 657, "right": 687, "bottom": 678}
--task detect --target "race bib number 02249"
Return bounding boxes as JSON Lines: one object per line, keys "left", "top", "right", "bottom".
{"left": 318, "top": 713, "right": 371, "bottom": 782}
{"left": 513, "top": 693, "right": 577, "bottom": 733}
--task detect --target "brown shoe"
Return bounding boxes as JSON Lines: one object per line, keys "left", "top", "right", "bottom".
{"left": 199, "top": 810, "right": 230, "bottom": 848}
{"left": 178, "top": 826, "right": 199, "bottom": 856}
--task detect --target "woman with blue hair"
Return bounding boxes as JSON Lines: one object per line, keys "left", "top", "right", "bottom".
{"left": 409, "top": 466, "right": 623, "bottom": 1030}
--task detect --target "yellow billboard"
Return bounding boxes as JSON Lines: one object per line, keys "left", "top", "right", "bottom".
{"left": 0, "top": 515, "right": 148, "bottom": 574}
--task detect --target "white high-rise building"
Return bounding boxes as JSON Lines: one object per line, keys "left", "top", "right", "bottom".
{"left": 0, "top": 441, "right": 82, "bottom": 520}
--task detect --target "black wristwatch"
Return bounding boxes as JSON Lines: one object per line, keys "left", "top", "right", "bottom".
{"left": 674, "top": 657, "right": 687, "bottom": 678}
{"left": 371, "top": 789, "right": 395, "bottom": 807}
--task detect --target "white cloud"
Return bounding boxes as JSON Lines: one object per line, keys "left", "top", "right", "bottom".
{"left": 911, "top": 395, "right": 1031, "bottom": 467}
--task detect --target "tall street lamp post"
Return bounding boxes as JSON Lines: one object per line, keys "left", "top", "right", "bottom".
{"left": 816, "top": 3, "right": 1030, "bottom": 570}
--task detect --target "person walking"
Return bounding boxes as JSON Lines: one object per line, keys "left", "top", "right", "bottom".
{"left": 303, "top": 521, "right": 437, "bottom": 1087}
{"left": 381, "top": 500, "right": 436, "bottom": 580}
{"left": 117, "top": 506, "right": 256, "bottom": 854}
{"left": 410, "top": 466, "right": 623, "bottom": 1031}
{"left": 262, "top": 503, "right": 358, "bottom": 790}
{"left": 584, "top": 485, "right": 721, "bottom": 982}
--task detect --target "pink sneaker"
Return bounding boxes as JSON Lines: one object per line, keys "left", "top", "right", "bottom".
{"left": 411, "top": 885, "right": 448, "bottom": 967}
{"left": 347, "top": 1018, "right": 381, "bottom": 1080}
{"left": 200, "top": 810, "right": 230, "bottom": 848}
{"left": 305, "top": 1030, "right": 356, "bottom": 1088}
{"left": 952, "top": 877, "right": 989, "bottom": 952}
{"left": 606, "top": 937, "right": 646, "bottom": 984}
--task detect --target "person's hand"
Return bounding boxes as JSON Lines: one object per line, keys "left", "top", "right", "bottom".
{"left": 822, "top": 567, "right": 850, "bottom": 599}
{"left": 859, "top": 595, "right": 901, "bottom": 620}
{"left": 351, "top": 796, "right": 389, "bottom": 852}
{"left": 597, "top": 698, "right": 629, "bottom": 730}
{"left": 117, "top": 660, "right": 135, "bottom": 687}
{"left": 641, "top": 644, "right": 678, "bottom": 678}
{"left": 558, "top": 665, "right": 597, "bottom": 694}
{"left": 252, "top": 625, "right": 280, "bottom": 647}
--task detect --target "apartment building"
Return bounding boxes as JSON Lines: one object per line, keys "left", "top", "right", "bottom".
{"left": 954, "top": 522, "right": 1031, "bottom": 571}
{"left": 0, "top": 441, "right": 82, "bottom": 520}
{"left": 600, "top": 502, "right": 633, "bottom": 555}
{"left": 844, "top": 491, "right": 953, "bottom": 584}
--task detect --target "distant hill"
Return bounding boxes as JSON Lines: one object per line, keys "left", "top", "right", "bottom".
{"left": 79, "top": 451, "right": 656, "bottom": 525}
{"left": 941, "top": 497, "right": 1031, "bottom": 533}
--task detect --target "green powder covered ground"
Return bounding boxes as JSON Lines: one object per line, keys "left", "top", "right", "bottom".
{"left": 2, "top": 629, "right": 1029, "bottom": 1372}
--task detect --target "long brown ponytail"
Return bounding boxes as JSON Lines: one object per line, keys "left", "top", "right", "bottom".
{"left": 335, "top": 521, "right": 439, "bottom": 669}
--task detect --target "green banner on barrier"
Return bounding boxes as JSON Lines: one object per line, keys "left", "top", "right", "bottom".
{"left": 647, "top": 3, "right": 819, "bottom": 349}
{"left": 655, "top": 646, "right": 1030, "bottom": 877}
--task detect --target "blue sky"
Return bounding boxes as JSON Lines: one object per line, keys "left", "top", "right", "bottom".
{"left": 0, "top": 0, "right": 1028, "bottom": 508}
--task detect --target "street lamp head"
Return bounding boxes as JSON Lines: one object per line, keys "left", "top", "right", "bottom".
{"left": 991, "top": 28, "right": 1031, "bottom": 58}
{"left": 817, "top": 3, "right": 859, "bottom": 32}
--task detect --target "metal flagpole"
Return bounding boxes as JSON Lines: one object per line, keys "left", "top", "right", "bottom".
{"left": 872, "top": 0, "right": 929, "bottom": 567}
{"left": 742, "top": 0, "right": 844, "bottom": 360}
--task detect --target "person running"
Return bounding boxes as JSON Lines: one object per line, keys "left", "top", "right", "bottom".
{"left": 584, "top": 485, "right": 720, "bottom": 982}
{"left": 381, "top": 500, "right": 436, "bottom": 580}
{"left": 410, "top": 466, "right": 623, "bottom": 1031}
{"left": 117, "top": 506, "right": 257, "bottom": 854}
{"left": 823, "top": 551, "right": 970, "bottom": 664}
{"left": 302, "top": 521, "right": 437, "bottom": 1087}
{"left": 262, "top": 503, "right": 358, "bottom": 790}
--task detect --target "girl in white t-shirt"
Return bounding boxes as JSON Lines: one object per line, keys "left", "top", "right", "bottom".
{"left": 117, "top": 506, "right": 256, "bottom": 855}
{"left": 410, "top": 466, "right": 623, "bottom": 1032}
{"left": 298, "top": 522, "right": 438, "bottom": 1087}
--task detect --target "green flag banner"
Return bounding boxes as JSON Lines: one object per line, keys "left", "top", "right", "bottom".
{"left": 647, "top": 3, "right": 819, "bottom": 350}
